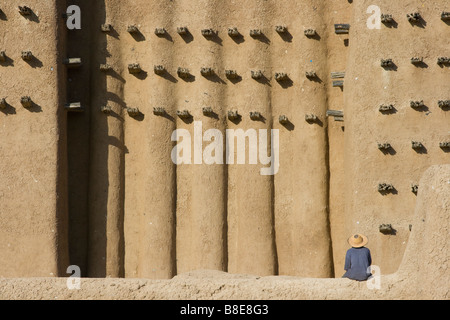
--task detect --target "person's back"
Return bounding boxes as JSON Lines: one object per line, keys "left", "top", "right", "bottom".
{"left": 342, "top": 234, "right": 372, "bottom": 281}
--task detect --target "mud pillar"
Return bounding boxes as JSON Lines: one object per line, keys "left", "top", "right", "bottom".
{"left": 121, "top": 0, "right": 177, "bottom": 279}
{"left": 174, "top": 0, "right": 227, "bottom": 273}
{"left": 0, "top": 1, "right": 69, "bottom": 277}
{"left": 272, "top": 2, "right": 333, "bottom": 277}
{"left": 225, "top": 0, "right": 277, "bottom": 276}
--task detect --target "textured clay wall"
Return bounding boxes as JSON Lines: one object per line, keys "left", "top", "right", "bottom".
{"left": 0, "top": 0, "right": 448, "bottom": 281}
{"left": 70, "top": 0, "right": 335, "bottom": 279}
{"left": 0, "top": 1, "right": 69, "bottom": 277}
{"left": 344, "top": 0, "right": 449, "bottom": 275}
{"left": 2, "top": 164, "right": 448, "bottom": 299}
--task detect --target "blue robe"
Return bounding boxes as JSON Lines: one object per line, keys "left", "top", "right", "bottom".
{"left": 342, "top": 247, "right": 372, "bottom": 281}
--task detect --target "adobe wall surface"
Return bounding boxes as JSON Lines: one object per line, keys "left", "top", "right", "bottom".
{"left": 0, "top": 0, "right": 448, "bottom": 299}
{"left": 0, "top": 164, "right": 448, "bottom": 299}
{"left": 0, "top": 0, "right": 69, "bottom": 278}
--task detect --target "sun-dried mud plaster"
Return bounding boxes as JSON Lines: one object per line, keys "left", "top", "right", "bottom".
{"left": 0, "top": 1, "right": 448, "bottom": 291}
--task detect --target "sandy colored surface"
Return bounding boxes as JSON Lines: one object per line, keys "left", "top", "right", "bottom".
{"left": 0, "top": 0, "right": 449, "bottom": 299}
{"left": 0, "top": 164, "right": 448, "bottom": 299}
{"left": 344, "top": 0, "right": 450, "bottom": 276}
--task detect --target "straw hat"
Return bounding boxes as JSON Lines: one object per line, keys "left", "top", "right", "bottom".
{"left": 348, "top": 234, "right": 368, "bottom": 248}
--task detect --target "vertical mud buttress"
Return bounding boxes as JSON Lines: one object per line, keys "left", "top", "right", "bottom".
{"left": 0, "top": 0, "right": 69, "bottom": 277}
{"left": 174, "top": 0, "right": 227, "bottom": 274}
{"left": 121, "top": 0, "right": 176, "bottom": 279}
{"left": 225, "top": 0, "right": 277, "bottom": 276}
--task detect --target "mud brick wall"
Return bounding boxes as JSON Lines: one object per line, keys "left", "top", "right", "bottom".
{"left": 0, "top": 0, "right": 448, "bottom": 279}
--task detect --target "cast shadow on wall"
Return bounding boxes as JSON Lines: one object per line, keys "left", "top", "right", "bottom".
{"left": 21, "top": 7, "right": 40, "bottom": 23}
{"left": 0, "top": 100, "right": 16, "bottom": 115}
{"left": 24, "top": 55, "right": 43, "bottom": 69}
{"left": 178, "top": 28, "right": 194, "bottom": 43}
{"left": 155, "top": 69, "right": 178, "bottom": 83}
{"left": 0, "top": 9, "right": 7, "bottom": 20}
{"left": 0, "top": 55, "right": 14, "bottom": 67}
